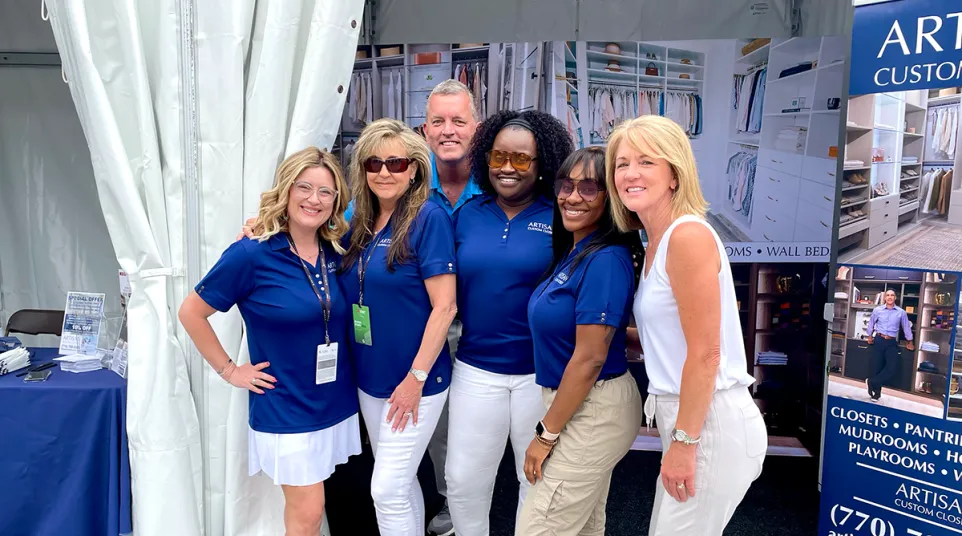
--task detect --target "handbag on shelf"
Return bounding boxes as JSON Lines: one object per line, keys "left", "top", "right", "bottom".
{"left": 645, "top": 62, "right": 659, "bottom": 76}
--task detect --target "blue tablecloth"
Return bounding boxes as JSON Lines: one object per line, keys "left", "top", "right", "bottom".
{"left": 0, "top": 348, "right": 131, "bottom": 536}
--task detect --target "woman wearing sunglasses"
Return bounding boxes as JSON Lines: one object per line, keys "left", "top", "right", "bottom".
{"left": 178, "top": 148, "right": 360, "bottom": 536}
{"left": 608, "top": 116, "right": 764, "bottom": 535}
{"left": 338, "top": 118, "right": 458, "bottom": 536}
{"left": 444, "top": 110, "right": 573, "bottom": 535}
{"left": 516, "top": 146, "right": 644, "bottom": 536}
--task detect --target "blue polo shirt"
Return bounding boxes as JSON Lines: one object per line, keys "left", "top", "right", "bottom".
{"left": 454, "top": 194, "right": 554, "bottom": 375}
{"left": 340, "top": 200, "right": 457, "bottom": 398}
{"left": 345, "top": 153, "right": 483, "bottom": 220}
{"left": 527, "top": 235, "right": 634, "bottom": 389}
{"left": 195, "top": 234, "right": 358, "bottom": 434}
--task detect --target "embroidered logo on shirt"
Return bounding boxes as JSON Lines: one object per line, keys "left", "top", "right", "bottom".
{"left": 376, "top": 237, "right": 393, "bottom": 248}
{"left": 327, "top": 260, "right": 338, "bottom": 273}
{"left": 553, "top": 271, "right": 569, "bottom": 285}
{"left": 527, "top": 222, "right": 552, "bottom": 235}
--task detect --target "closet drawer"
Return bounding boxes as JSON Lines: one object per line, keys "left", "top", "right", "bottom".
{"left": 409, "top": 65, "right": 450, "bottom": 92}
{"left": 886, "top": 269, "right": 922, "bottom": 282}
{"left": 753, "top": 167, "right": 801, "bottom": 205}
{"left": 758, "top": 149, "right": 803, "bottom": 177}
{"left": 867, "top": 219, "right": 898, "bottom": 248}
{"left": 751, "top": 195, "right": 797, "bottom": 241}
{"left": 868, "top": 194, "right": 898, "bottom": 214}
{"left": 794, "top": 198, "right": 833, "bottom": 238}
{"left": 801, "top": 156, "right": 838, "bottom": 188}
{"left": 797, "top": 178, "right": 836, "bottom": 213}
{"left": 794, "top": 216, "right": 832, "bottom": 242}
{"left": 869, "top": 202, "right": 898, "bottom": 228}
{"left": 852, "top": 266, "right": 887, "bottom": 280}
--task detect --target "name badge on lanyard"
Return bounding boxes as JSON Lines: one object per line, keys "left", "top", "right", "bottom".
{"left": 288, "top": 235, "right": 338, "bottom": 385}
{"left": 354, "top": 227, "right": 386, "bottom": 346}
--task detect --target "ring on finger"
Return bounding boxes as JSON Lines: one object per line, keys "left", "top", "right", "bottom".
{"left": 676, "top": 482, "right": 685, "bottom": 490}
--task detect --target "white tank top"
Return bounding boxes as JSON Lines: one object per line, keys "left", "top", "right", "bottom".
{"left": 634, "top": 215, "right": 755, "bottom": 395}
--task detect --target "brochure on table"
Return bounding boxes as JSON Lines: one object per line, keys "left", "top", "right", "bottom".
{"left": 341, "top": 35, "right": 846, "bottom": 263}
{"left": 819, "top": 2, "right": 962, "bottom": 535}
{"left": 58, "top": 291, "right": 105, "bottom": 356}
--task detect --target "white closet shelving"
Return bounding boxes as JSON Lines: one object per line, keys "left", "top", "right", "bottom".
{"left": 721, "top": 36, "right": 846, "bottom": 243}
{"left": 555, "top": 41, "right": 706, "bottom": 146}
{"left": 921, "top": 88, "right": 962, "bottom": 226}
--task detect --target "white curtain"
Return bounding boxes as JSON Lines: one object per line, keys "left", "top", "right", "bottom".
{"left": 42, "top": 0, "right": 364, "bottom": 534}
{"left": 195, "top": 1, "right": 364, "bottom": 535}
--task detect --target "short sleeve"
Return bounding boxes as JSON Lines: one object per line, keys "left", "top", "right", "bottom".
{"left": 574, "top": 250, "right": 634, "bottom": 327}
{"left": 195, "top": 239, "right": 257, "bottom": 312}
{"left": 415, "top": 204, "right": 457, "bottom": 279}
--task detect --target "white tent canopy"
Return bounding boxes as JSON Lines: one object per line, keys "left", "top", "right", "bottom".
{"left": 0, "top": 0, "right": 850, "bottom": 534}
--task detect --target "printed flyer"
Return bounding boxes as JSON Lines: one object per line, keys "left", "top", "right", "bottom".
{"left": 820, "top": 3, "right": 962, "bottom": 535}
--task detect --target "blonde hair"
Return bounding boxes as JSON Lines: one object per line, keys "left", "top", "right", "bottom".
{"left": 251, "top": 147, "right": 350, "bottom": 253}
{"left": 605, "top": 115, "right": 708, "bottom": 233}
{"left": 344, "top": 118, "right": 432, "bottom": 270}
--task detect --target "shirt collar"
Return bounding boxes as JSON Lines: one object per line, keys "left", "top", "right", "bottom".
{"left": 268, "top": 232, "right": 291, "bottom": 251}
{"left": 430, "top": 152, "right": 483, "bottom": 198}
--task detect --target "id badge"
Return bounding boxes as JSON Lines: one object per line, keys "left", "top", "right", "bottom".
{"left": 316, "top": 343, "right": 338, "bottom": 385}
{"left": 353, "top": 304, "right": 373, "bottom": 346}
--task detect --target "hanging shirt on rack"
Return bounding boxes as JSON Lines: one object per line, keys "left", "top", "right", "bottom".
{"left": 727, "top": 151, "right": 757, "bottom": 219}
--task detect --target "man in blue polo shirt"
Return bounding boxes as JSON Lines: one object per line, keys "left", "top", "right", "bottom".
{"left": 344, "top": 79, "right": 481, "bottom": 536}
{"left": 866, "top": 289, "right": 915, "bottom": 402}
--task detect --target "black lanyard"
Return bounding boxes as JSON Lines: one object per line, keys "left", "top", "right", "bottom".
{"left": 287, "top": 235, "right": 331, "bottom": 345}
{"left": 357, "top": 226, "right": 388, "bottom": 306}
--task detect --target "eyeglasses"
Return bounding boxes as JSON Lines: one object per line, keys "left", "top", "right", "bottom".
{"left": 554, "top": 177, "right": 604, "bottom": 202}
{"left": 292, "top": 181, "right": 337, "bottom": 202}
{"left": 486, "top": 150, "right": 537, "bottom": 172}
{"left": 363, "top": 157, "right": 414, "bottom": 174}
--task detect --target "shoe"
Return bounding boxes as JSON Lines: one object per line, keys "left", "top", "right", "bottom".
{"left": 428, "top": 503, "right": 455, "bottom": 536}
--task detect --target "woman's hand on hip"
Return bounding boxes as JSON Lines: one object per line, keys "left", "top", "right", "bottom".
{"left": 387, "top": 374, "right": 423, "bottom": 432}
{"left": 523, "top": 438, "right": 553, "bottom": 485}
{"left": 227, "top": 362, "right": 276, "bottom": 394}
{"left": 661, "top": 442, "right": 697, "bottom": 502}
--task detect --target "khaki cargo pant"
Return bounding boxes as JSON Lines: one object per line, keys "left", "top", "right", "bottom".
{"left": 515, "top": 372, "right": 642, "bottom": 536}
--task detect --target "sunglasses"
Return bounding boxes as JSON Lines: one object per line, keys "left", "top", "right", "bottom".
{"left": 363, "top": 157, "right": 414, "bottom": 174}
{"left": 486, "top": 150, "right": 537, "bottom": 172}
{"left": 554, "top": 177, "right": 604, "bottom": 202}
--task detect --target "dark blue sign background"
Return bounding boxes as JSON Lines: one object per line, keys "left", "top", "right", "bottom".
{"left": 818, "top": 395, "right": 962, "bottom": 535}
{"left": 851, "top": 0, "right": 962, "bottom": 95}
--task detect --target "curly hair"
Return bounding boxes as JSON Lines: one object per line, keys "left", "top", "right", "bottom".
{"left": 468, "top": 109, "right": 574, "bottom": 199}
{"left": 250, "top": 147, "right": 350, "bottom": 253}
{"left": 342, "top": 118, "right": 432, "bottom": 272}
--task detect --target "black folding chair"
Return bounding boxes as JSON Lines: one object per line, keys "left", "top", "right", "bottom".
{"left": 3, "top": 309, "right": 65, "bottom": 337}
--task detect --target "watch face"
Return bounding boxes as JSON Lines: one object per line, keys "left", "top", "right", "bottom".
{"left": 536, "top": 421, "right": 545, "bottom": 436}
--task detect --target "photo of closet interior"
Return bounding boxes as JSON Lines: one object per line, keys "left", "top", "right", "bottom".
{"left": 828, "top": 265, "right": 960, "bottom": 419}
{"left": 839, "top": 88, "right": 962, "bottom": 271}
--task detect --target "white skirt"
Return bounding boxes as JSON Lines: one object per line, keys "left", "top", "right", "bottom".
{"left": 248, "top": 413, "right": 362, "bottom": 486}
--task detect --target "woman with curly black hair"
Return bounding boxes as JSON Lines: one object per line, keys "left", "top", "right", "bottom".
{"left": 443, "top": 109, "right": 573, "bottom": 535}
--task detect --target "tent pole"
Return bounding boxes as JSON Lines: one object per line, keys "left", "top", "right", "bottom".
{"left": 178, "top": 0, "right": 207, "bottom": 532}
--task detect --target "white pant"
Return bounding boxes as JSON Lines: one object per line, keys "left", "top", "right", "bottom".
{"left": 359, "top": 388, "right": 449, "bottom": 536}
{"left": 445, "top": 360, "right": 545, "bottom": 536}
{"left": 427, "top": 320, "right": 462, "bottom": 498}
{"left": 645, "top": 386, "right": 767, "bottom": 535}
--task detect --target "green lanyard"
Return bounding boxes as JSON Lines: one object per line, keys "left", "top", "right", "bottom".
{"left": 287, "top": 235, "right": 331, "bottom": 345}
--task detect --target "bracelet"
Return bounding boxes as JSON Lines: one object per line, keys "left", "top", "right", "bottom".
{"left": 534, "top": 433, "right": 557, "bottom": 449}
{"left": 218, "top": 360, "right": 236, "bottom": 382}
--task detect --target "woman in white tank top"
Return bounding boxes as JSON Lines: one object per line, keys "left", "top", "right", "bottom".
{"left": 604, "top": 116, "right": 768, "bottom": 535}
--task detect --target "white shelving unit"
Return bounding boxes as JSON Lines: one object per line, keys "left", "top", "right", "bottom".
{"left": 839, "top": 89, "right": 929, "bottom": 252}
{"left": 561, "top": 41, "right": 706, "bottom": 145}
{"left": 720, "top": 36, "right": 846, "bottom": 242}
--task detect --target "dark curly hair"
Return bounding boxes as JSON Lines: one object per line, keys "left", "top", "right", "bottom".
{"left": 468, "top": 109, "right": 574, "bottom": 199}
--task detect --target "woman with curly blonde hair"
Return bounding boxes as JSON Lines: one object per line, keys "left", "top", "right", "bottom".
{"left": 179, "top": 146, "right": 360, "bottom": 536}
{"left": 339, "top": 118, "right": 458, "bottom": 535}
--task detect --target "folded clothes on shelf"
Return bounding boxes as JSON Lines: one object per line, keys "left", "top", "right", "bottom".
{"left": 844, "top": 159, "right": 865, "bottom": 168}
{"left": 920, "top": 341, "right": 941, "bottom": 353}
{"left": 918, "top": 361, "right": 940, "bottom": 374}
{"left": 756, "top": 351, "right": 788, "bottom": 365}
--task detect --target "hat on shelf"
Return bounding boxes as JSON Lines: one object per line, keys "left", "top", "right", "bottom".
{"left": 606, "top": 59, "right": 622, "bottom": 72}
{"left": 604, "top": 43, "right": 622, "bottom": 55}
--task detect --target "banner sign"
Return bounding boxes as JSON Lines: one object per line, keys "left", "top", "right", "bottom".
{"left": 819, "top": 396, "right": 962, "bottom": 536}
{"left": 850, "top": 0, "right": 962, "bottom": 95}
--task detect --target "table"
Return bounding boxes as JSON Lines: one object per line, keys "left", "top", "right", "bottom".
{"left": 0, "top": 348, "right": 132, "bottom": 536}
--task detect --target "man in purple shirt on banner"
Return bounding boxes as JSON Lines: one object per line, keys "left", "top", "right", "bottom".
{"left": 865, "top": 289, "right": 915, "bottom": 402}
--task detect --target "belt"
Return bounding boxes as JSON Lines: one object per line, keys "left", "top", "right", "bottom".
{"left": 877, "top": 333, "right": 895, "bottom": 340}
{"left": 598, "top": 371, "right": 626, "bottom": 382}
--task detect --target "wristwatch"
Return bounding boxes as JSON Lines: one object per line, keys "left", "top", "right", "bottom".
{"left": 670, "top": 428, "right": 701, "bottom": 445}
{"left": 409, "top": 368, "right": 428, "bottom": 382}
{"left": 536, "top": 420, "right": 560, "bottom": 442}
